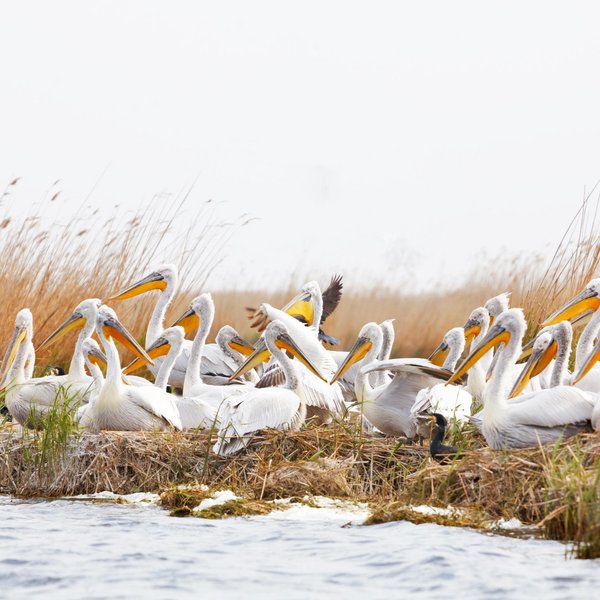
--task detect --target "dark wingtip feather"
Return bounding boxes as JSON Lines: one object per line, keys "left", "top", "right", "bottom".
{"left": 321, "top": 274, "right": 343, "bottom": 324}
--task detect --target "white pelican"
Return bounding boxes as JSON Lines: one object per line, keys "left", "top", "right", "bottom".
{"left": 214, "top": 320, "right": 327, "bottom": 456}
{"left": 448, "top": 309, "right": 595, "bottom": 449}
{"left": 36, "top": 298, "right": 102, "bottom": 385}
{"left": 0, "top": 309, "right": 97, "bottom": 427}
{"left": 461, "top": 302, "right": 546, "bottom": 401}
{"left": 171, "top": 294, "right": 251, "bottom": 398}
{"left": 476, "top": 293, "right": 511, "bottom": 379}
{"left": 460, "top": 307, "right": 490, "bottom": 401}
{"left": 485, "top": 292, "right": 511, "bottom": 323}
{"left": 40, "top": 298, "right": 153, "bottom": 389}
{"left": 330, "top": 319, "right": 395, "bottom": 404}
{"left": 231, "top": 298, "right": 345, "bottom": 421}
{"left": 215, "top": 325, "right": 259, "bottom": 383}
{"left": 83, "top": 306, "right": 181, "bottom": 432}
{"left": 247, "top": 275, "right": 344, "bottom": 345}
{"left": 541, "top": 278, "right": 600, "bottom": 328}
{"left": 570, "top": 308, "right": 600, "bottom": 392}
{"left": 411, "top": 327, "right": 472, "bottom": 429}
{"left": 509, "top": 322, "right": 573, "bottom": 397}
{"left": 143, "top": 326, "right": 186, "bottom": 392}
{"left": 75, "top": 338, "right": 107, "bottom": 426}
{"left": 141, "top": 323, "right": 220, "bottom": 430}
{"left": 109, "top": 264, "right": 250, "bottom": 387}
{"left": 331, "top": 323, "right": 456, "bottom": 439}
{"left": 538, "top": 283, "right": 600, "bottom": 392}
{"left": 243, "top": 281, "right": 339, "bottom": 376}
{"left": 572, "top": 336, "right": 600, "bottom": 430}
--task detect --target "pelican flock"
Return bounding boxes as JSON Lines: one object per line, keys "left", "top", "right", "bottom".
{"left": 2, "top": 265, "right": 600, "bottom": 458}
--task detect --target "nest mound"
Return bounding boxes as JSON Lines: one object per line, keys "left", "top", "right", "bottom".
{"left": 2, "top": 424, "right": 599, "bottom": 557}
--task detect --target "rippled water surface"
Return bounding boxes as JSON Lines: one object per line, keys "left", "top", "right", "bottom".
{"left": 1, "top": 495, "right": 599, "bottom": 599}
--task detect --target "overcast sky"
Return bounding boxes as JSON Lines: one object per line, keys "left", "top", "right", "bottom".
{"left": 1, "top": 2, "right": 600, "bottom": 291}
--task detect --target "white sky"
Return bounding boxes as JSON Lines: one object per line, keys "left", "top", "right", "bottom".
{"left": 1, "top": 1, "right": 600, "bottom": 291}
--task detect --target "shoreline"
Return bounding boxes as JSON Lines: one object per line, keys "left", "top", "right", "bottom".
{"left": 2, "top": 423, "right": 598, "bottom": 558}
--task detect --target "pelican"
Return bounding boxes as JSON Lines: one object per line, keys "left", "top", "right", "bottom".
{"left": 485, "top": 292, "right": 511, "bottom": 324}
{"left": 461, "top": 303, "right": 546, "bottom": 401}
{"left": 108, "top": 264, "right": 250, "bottom": 387}
{"left": 215, "top": 325, "right": 259, "bottom": 383}
{"left": 411, "top": 327, "right": 472, "bottom": 429}
{"left": 246, "top": 275, "right": 343, "bottom": 345}
{"left": 171, "top": 294, "right": 251, "bottom": 399}
{"left": 541, "top": 278, "right": 600, "bottom": 328}
{"left": 331, "top": 323, "right": 455, "bottom": 439}
{"left": 144, "top": 326, "right": 186, "bottom": 391}
{"left": 0, "top": 309, "right": 97, "bottom": 427}
{"left": 36, "top": 298, "right": 102, "bottom": 385}
{"left": 214, "top": 320, "right": 326, "bottom": 456}
{"left": 474, "top": 293, "right": 511, "bottom": 380}
{"left": 231, "top": 294, "right": 345, "bottom": 421}
{"left": 76, "top": 338, "right": 107, "bottom": 426}
{"left": 509, "top": 322, "right": 573, "bottom": 397}
{"left": 460, "top": 307, "right": 490, "bottom": 401}
{"left": 82, "top": 306, "right": 181, "bottom": 432}
{"left": 448, "top": 309, "right": 595, "bottom": 449}
{"left": 539, "top": 282, "right": 600, "bottom": 392}
{"left": 242, "top": 281, "right": 340, "bottom": 375}
{"left": 140, "top": 325, "right": 219, "bottom": 429}
{"left": 39, "top": 298, "right": 153, "bottom": 388}
{"left": 330, "top": 319, "right": 395, "bottom": 404}
{"left": 572, "top": 335, "right": 600, "bottom": 430}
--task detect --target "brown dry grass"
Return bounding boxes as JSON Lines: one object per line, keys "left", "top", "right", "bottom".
{"left": 1, "top": 177, "right": 600, "bottom": 367}
{"left": 2, "top": 421, "right": 599, "bottom": 555}
{"left": 0, "top": 180, "right": 254, "bottom": 367}
{"left": 0, "top": 424, "right": 427, "bottom": 499}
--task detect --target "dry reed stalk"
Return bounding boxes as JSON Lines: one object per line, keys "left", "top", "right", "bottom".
{"left": 0, "top": 181, "right": 252, "bottom": 367}
{"left": 1, "top": 177, "right": 599, "bottom": 369}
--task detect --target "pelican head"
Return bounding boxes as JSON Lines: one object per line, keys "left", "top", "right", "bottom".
{"left": 171, "top": 292, "right": 214, "bottom": 336}
{"left": 462, "top": 307, "right": 489, "bottom": 346}
{"left": 429, "top": 327, "right": 465, "bottom": 367}
{"left": 227, "top": 337, "right": 271, "bottom": 381}
{"left": 263, "top": 320, "right": 327, "bottom": 382}
{"left": 448, "top": 308, "right": 525, "bottom": 385}
{"left": 96, "top": 305, "right": 154, "bottom": 366}
{"left": 330, "top": 322, "right": 382, "bottom": 384}
{"left": 541, "top": 278, "right": 600, "bottom": 328}
{"left": 216, "top": 325, "right": 255, "bottom": 357}
{"left": 282, "top": 281, "right": 322, "bottom": 327}
{"left": 81, "top": 338, "right": 108, "bottom": 369}
{"left": 124, "top": 325, "right": 185, "bottom": 374}
{"left": 147, "top": 325, "right": 184, "bottom": 357}
{"left": 0, "top": 308, "right": 34, "bottom": 386}
{"left": 484, "top": 292, "right": 511, "bottom": 325}
{"left": 37, "top": 298, "right": 102, "bottom": 350}
{"left": 108, "top": 263, "right": 178, "bottom": 301}
{"left": 509, "top": 329, "right": 555, "bottom": 398}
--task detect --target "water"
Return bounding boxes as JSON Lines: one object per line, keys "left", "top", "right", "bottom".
{"left": 1, "top": 495, "right": 598, "bottom": 600}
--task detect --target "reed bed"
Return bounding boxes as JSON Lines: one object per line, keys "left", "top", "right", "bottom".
{"left": 1, "top": 178, "right": 600, "bottom": 367}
